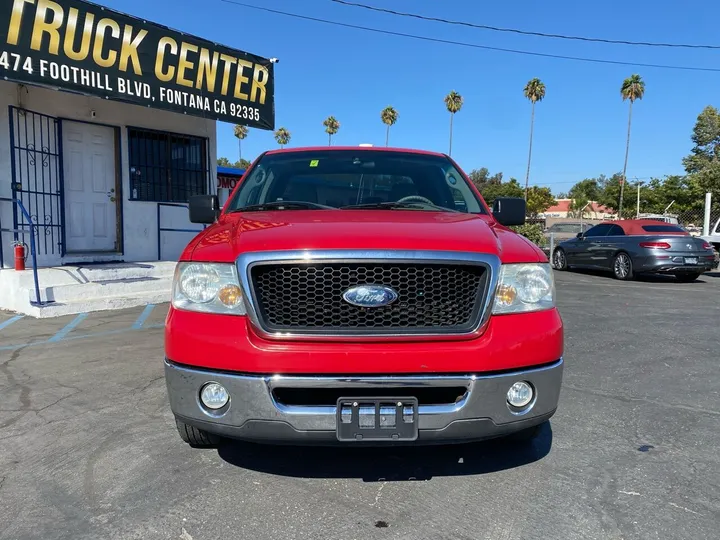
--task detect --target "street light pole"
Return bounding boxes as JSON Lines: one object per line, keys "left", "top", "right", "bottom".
{"left": 636, "top": 178, "right": 641, "bottom": 218}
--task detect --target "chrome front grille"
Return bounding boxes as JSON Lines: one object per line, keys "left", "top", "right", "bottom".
{"left": 238, "top": 250, "right": 499, "bottom": 338}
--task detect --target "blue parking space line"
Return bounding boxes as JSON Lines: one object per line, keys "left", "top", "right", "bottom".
{"left": 47, "top": 313, "right": 88, "bottom": 343}
{"left": 0, "top": 315, "right": 24, "bottom": 332}
{"left": 0, "top": 321, "right": 165, "bottom": 352}
{"left": 132, "top": 304, "right": 156, "bottom": 329}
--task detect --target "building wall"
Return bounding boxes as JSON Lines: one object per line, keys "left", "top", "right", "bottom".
{"left": 0, "top": 81, "right": 216, "bottom": 268}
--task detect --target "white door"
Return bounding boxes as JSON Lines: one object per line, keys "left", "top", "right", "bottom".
{"left": 62, "top": 122, "right": 117, "bottom": 252}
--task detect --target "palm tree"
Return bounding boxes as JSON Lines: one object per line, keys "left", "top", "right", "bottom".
{"left": 323, "top": 116, "right": 340, "bottom": 145}
{"left": 523, "top": 78, "right": 546, "bottom": 201}
{"left": 380, "top": 106, "right": 398, "bottom": 146}
{"left": 274, "top": 127, "right": 291, "bottom": 148}
{"left": 444, "top": 91, "right": 463, "bottom": 156}
{"left": 233, "top": 124, "right": 248, "bottom": 161}
{"left": 619, "top": 74, "right": 645, "bottom": 217}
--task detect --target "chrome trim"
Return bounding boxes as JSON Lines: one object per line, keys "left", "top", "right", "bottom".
{"left": 236, "top": 249, "right": 501, "bottom": 341}
{"left": 164, "top": 358, "right": 564, "bottom": 437}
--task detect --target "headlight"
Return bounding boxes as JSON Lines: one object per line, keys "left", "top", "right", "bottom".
{"left": 172, "top": 262, "right": 247, "bottom": 315}
{"left": 492, "top": 263, "right": 555, "bottom": 314}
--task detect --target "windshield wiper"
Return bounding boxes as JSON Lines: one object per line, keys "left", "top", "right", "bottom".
{"left": 230, "top": 201, "right": 334, "bottom": 212}
{"left": 341, "top": 201, "right": 460, "bottom": 212}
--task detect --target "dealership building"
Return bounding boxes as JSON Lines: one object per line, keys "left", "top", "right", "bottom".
{"left": 0, "top": 0, "right": 274, "bottom": 316}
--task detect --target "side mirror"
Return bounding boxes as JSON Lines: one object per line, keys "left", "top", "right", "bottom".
{"left": 189, "top": 195, "right": 220, "bottom": 224}
{"left": 492, "top": 197, "right": 526, "bottom": 226}
{"left": 576, "top": 232, "right": 583, "bottom": 239}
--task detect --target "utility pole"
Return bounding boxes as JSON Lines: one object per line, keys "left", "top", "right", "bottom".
{"left": 635, "top": 178, "right": 641, "bottom": 218}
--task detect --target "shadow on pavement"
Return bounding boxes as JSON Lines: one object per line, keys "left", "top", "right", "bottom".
{"left": 567, "top": 268, "right": 716, "bottom": 284}
{"left": 217, "top": 423, "right": 553, "bottom": 481}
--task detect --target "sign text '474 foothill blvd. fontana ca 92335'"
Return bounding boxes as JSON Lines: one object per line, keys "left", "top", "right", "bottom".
{"left": 0, "top": 0, "right": 276, "bottom": 129}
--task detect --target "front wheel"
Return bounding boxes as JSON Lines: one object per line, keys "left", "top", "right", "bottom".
{"left": 552, "top": 248, "right": 568, "bottom": 271}
{"left": 612, "top": 252, "right": 634, "bottom": 281}
{"left": 175, "top": 418, "right": 222, "bottom": 448}
{"left": 675, "top": 272, "right": 702, "bottom": 283}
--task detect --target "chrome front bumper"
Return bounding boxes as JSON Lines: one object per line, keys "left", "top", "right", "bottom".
{"left": 165, "top": 358, "right": 564, "bottom": 445}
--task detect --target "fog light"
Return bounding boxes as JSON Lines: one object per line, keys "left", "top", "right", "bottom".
{"left": 507, "top": 381, "right": 533, "bottom": 408}
{"left": 200, "top": 382, "right": 229, "bottom": 410}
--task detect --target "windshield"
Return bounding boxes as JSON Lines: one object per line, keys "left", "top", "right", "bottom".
{"left": 225, "top": 150, "right": 487, "bottom": 214}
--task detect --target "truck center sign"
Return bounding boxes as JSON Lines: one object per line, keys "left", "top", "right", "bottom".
{"left": 0, "top": 0, "right": 275, "bottom": 130}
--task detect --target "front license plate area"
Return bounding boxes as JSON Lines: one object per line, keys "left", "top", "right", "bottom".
{"left": 685, "top": 257, "right": 698, "bottom": 265}
{"left": 336, "top": 397, "right": 419, "bottom": 442}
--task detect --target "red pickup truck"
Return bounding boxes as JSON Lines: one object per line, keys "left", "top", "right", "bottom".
{"left": 164, "top": 147, "right": 563, "bottom": 447}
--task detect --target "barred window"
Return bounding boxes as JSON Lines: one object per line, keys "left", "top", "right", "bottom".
{"left": 128, "top": 128, "right": 209, "bottom": 202}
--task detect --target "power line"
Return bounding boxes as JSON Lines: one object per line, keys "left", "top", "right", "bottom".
{"left": 219, "top": 0, "right": 720, "bottom": 72}
{"left": 330, "top": 0, "right": 720, "bottom": 50}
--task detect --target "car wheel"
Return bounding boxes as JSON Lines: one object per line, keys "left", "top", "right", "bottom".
{"left": 175, "top": 418, "right": 222, "bottom": 448}
{"left": 552, "top": 248, "right": 568, "bottom": 271}
{"left": 675, "top": 272, "right": 702, "bottom": 283}
{"left": 612, "top": 252, "right": 634, "bottom": 280}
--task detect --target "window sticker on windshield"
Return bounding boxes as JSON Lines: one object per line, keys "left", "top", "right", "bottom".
{"left": 309, "top": 159, "right": 319, "bottom": 167}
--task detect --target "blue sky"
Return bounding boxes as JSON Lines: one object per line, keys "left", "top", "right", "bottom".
{"left": 98, "top": 0, "right": 720, "bottom": 195}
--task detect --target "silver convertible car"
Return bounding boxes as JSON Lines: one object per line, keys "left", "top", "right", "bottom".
{"left": 552, "top": 219, "right": 715, "bottom": 282}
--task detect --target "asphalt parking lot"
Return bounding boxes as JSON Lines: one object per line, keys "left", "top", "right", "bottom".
{"left": 1, "top": 271, "right": 719, "bottom": 540}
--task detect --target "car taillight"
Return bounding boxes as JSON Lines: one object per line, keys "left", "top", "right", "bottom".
{"left": 702, "top": 241, "right": 712, "bottom": 250}
{"left": 639, "top": 241, "right": 671, "bottom": 249}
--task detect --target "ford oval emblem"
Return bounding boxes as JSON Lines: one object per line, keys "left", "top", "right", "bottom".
{"left": 342, "top": 285, "right": 398, "bottom": 308}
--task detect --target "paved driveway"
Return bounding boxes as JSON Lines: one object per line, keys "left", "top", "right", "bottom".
{"left": 1, "top": 272, "right": 719, "bottom": 540}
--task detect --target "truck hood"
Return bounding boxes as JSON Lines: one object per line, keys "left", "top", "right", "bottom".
{"left": 186, "top": 210, "right": 544, "bottom": 264}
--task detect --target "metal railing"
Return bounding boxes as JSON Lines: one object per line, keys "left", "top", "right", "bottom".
{"left": 156, "top": 202, "right": 205, "bottom": 260}
{"left": 0, "top": 197, "right": 45, "bottom": 306}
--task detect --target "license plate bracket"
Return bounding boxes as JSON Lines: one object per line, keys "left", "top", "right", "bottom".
{"left": 685, "top": 257, "right": 698, "bottom": 265}
{"left": 336, "top": 397, "right": 419, "bottom": 442}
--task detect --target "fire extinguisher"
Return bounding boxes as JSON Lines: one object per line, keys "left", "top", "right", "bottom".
{"left": 13, "top": 242, "right": 27, "bottom": 271}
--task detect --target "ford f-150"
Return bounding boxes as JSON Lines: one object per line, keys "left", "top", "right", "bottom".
{"left": 164, "top": 146, "right": 564, "bottom": 447}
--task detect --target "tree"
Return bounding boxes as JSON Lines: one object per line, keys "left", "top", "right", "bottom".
{"left": 233, "top": 124, "right": 249, "bottom": 161}
{"left": 444, "top": 91, "right": 463, "bottom": 156}
{"left": 274, "top": 127, "right": 291, "bottom": 148}
{"left": 217, "top": 157, "right": 251, "bottom": 170}
{"left": 468, "top": 168, "right": 503, "bottom": 189}
{"left": 619, "top": 74, "right": 646, "bottom": 217}
{"left": 682, "top": 106, "right": 720, "bottom": 206}
{"left": 567, "top": 178, "right": 602, "bottom": 217}
{"left": 478, "top": 178, "right": 524, "bottom": 208}
{"left": 523, "top": 78, "right": 546, "bottom": 201}
{"left": 380, "top": 106, "right": 398, "bottom": 146}
{"left": 323, "top": 116, "right": 340, "bottom": 145}
{"left": 526, "top": 186, "right": 556, "bottom": 218}
{"left": 598, "top": 172, "right": 635, "bottom": 218}
{"left": 568, "top": 178, "right": 602, "bottom": 202}
{"left": 640, "top": 175, "right": 703, "bottom": 214}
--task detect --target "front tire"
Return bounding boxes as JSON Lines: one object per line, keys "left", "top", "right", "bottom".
{"left": 612, "top": 252, "right": 634, "bottom": 281}
{"left": 553, "top": 248, "right": 568, "bottom": 271}
{"left": 675, "top": 272, "right": 702, "bottom": 283}
{"left": 175, "top": 418, "right": 222, "bottom": 448}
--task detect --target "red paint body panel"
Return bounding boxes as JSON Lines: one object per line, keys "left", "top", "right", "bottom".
{"left": 165, "top": 307, "right": 563, "bottom": 375}
{"left": 169, "top": 147, "right": 560, "bottom": 378}
{"left": 182, "top": 211, "right": 546, "bottom": 264}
